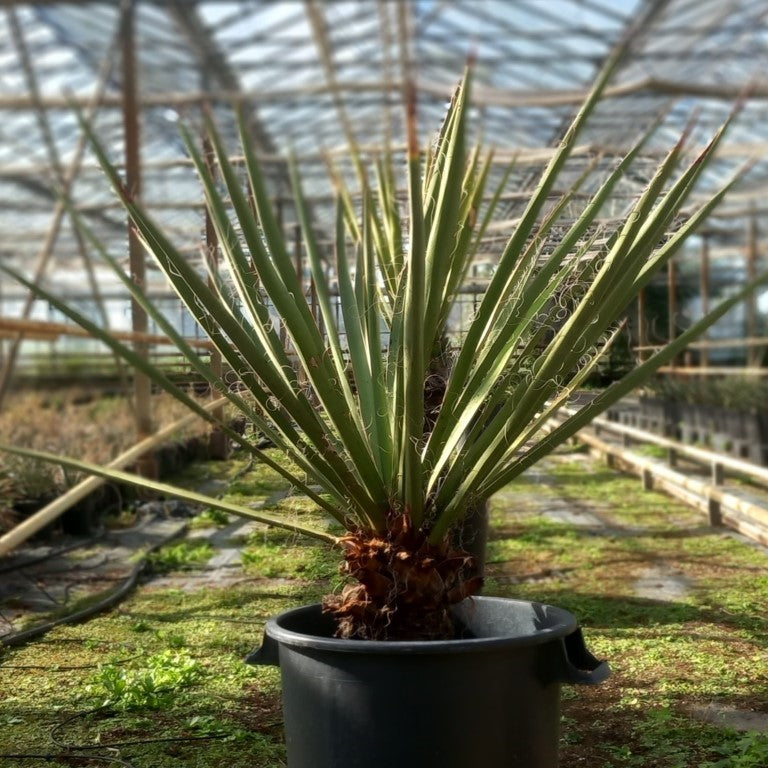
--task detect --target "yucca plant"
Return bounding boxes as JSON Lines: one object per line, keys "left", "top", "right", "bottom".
{"left": 2, "top": 55, "right": 767, "bottom": 641}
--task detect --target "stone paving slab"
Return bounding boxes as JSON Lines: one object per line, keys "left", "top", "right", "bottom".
{"left": 206, "top": 547, "right": 244, "bottom": 569}
{"left": 632, "top": 563, "right": 692, "bottom": 601}
{"left": 689, "top": 702, "right": 768, "bottom": 732}
{"left": 0, "top": 515, "right": 187, "bottom": 638}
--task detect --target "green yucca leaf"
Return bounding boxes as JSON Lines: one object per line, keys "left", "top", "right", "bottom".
{"left": 0, "top": 442, "right": 336, "bottom": 543}
{"left": 473, "top": 264, "right": 768, "bottom": 505}
{"left": 4, "top": 44, "right": 765, "bottom": 561}
{"left": 422, "top": 74, "right": 470, "bottom": 354}
{"left": 75, "top": 110, "right": 385, "bottom": 530}
{"left": 401, "top": 83, "right": 428, "bottom": 526}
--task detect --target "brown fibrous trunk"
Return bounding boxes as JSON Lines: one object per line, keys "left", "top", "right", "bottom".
{"left": 323, "top": 514, "right": 483, "bottom": 641}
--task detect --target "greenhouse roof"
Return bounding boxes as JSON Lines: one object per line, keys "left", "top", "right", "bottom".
{"left": 0, "top": 0, "right": 767, "bottom": 293}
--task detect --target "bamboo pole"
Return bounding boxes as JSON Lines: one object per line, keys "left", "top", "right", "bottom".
{"left": 202, "top": 134, "right": 228, "bottom": 460}
{"left": 0, "top": 397, "right": 228, "bottom": 557}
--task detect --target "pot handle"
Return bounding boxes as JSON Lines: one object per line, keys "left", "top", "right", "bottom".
{"left": 557, "top": 627, "right": 610, "bottom": 685}
{"left": 244, "top": 632, "right": 280, "bottom": 667}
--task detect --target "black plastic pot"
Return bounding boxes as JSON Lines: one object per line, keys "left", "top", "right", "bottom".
{"left": 247, "top": 596, "right": 609, "bottom": 768}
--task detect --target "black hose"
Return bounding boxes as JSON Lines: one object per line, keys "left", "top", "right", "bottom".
{"left": 0, "top": 519, "right": 186, "bottom": 649}
{"left": 0, "top": 532, "right": 106, "bottom": 576}
{"left": 0, "top": 754, "right": 136, "bottom": 767}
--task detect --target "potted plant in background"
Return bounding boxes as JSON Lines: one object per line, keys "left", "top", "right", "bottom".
{"left": 2, "top": 43, "right": 768, "bottom": 768}
{"left": 640, "top": 376, "right": 768, "bottom": 463}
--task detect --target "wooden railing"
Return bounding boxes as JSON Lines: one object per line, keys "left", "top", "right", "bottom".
{"left": 551, "top": 409, "right": 768, "bottom": 547}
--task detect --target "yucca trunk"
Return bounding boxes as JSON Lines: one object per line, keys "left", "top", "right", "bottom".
{"left": 324, "top": 333, "right": 483, "bottom": 641}
{"left": 324, "top": 514, "right": 483, "bottom": 640}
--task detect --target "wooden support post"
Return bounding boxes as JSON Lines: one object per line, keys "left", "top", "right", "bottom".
{"left": 294, "top": 223, "right": 304, "bottom": 285}
{"left": 641, "top": 467, "right": 653, "bottom": 491}
{"left": 637, "top": 289, "right": 647, "bottom": 364}
{"left": 667, "top": 256, "right": 677, "bottom": 369}
{"left": 203, "top": 135, "right": 228, "bottom": 460}
{"left": 310, "top": 278, "right": 319, "bottom": 326}
{"left": 700, "top": 235, "right": 710, "bottom": 369}
{"left": 711, "top": 461, "right": 724, "bottom": 486}
{"left": 708, "top": 496, "right": 723, "bottom": 527}
{"left": 122, "top": 2, "right": 156, "bottom": 477}
{"left": 0, "top": 280, "right": 4, "bottom": 368}
{"left": 667, "top": 447, "right": 678, "bottom": 468}
{"left": 622, "top": 432, "right": 631, "bottom": 448}
{"left": 747, "top": 210, "right": 758, "bottom": 368}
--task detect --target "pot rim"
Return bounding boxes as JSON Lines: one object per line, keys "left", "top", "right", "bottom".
{"left": 264, "top": 596, "right": 578, "bottom": 655}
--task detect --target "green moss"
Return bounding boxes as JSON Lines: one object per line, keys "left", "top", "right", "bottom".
{"left": 632, "top": 443, "right": 670, "bottom": 460}
{"left": 0, "top": 584, "right": 293, "bottom": 767}
{"left": 189, "top": 507, "right": 233, "bottom": 529}
{"left": 147, "top": 540, "right": 215, "bottom": 573}
{"left": 241, "top": 538, "right": 339, "bottom": 582}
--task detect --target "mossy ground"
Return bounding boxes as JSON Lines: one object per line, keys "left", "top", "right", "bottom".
{"left": 487, "top": 453, "right": 768, "bottom": 768}
{"left": 1, "top": 447, "right": 767, "bottom": 767}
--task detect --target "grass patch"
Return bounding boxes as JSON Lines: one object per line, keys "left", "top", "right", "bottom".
{"left": 147, "top": 540, "right": 215, "bottom": 573}
{"left": 632, "top": 443, "right": 670, "bottom": 460}
{"left": 488, "top": 453, "right": 768, "bottom": 767}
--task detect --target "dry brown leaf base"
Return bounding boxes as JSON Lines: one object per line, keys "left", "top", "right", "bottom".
{"left": 323, "top": 514, "right": 483, "bottom": 641}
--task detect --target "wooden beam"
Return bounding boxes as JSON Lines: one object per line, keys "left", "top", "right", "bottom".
{"left": 636, "top": 336, "right": 768, "bottom": 351}
{"left": 0, "top": 317, "right": 214, "bottom": 349}
{"left": 656, "top": 366, "right": 768, "bottom": 376}
{"left": 667, "top": 256, "right": 677, "bottom": 369}
{"left": 122, "top": 2, "right": 154, "bottom": 455}
{"left": 0, "top": 76, "right": 766, "bottom": 112}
